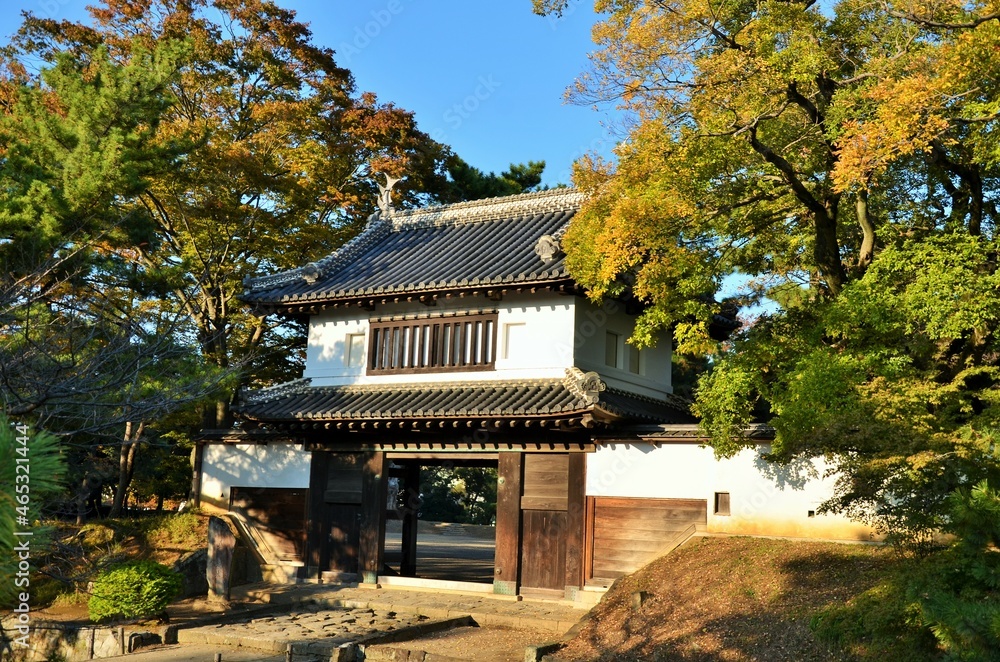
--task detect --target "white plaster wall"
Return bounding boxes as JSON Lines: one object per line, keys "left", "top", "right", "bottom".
{"left": 303, "top": 292, "right": 576, "bottom": 385}
{"left": 586, "top": 443, "right": 872, "bottom": 541}
{"left": 573, "top": 299, "right": 672, "bottom": 398}
{"left": 200, "top": 442, "right": 311, "bottom": 509}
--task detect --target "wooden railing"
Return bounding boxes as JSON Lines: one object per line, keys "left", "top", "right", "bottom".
{"left": 368, "top": 312, "right": 498, "bottom": 375}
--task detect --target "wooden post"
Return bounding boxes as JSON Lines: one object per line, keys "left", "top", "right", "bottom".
{"left": 358, "top": 451, "right": 387, "bottom": 584}
{"left": 306, "top": 451, "right": 330, "bottom": 577}
{"left": 285, "top": 643, "right": 293, "bottom": 662}
{"left": 190, "top": 441, "right": 204, "bottom": 507}
{"left": 400, "top": 462, "right": 420, "bottom": 577}
{"left": 494, "top": 452, "right": 523, "bottom": 595}
{"left": 564, "top": 452, "right": 586, "bottom": 600}
{"left": 207, "top": 516, "right": 235, "bottom": 602}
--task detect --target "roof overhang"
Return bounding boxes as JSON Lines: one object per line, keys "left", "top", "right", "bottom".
{"left": 247, "top": 279, "right": 580, "bottom": 317}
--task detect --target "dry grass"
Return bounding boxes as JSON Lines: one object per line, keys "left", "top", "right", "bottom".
{"left": 552, "top": 536, "right": 902, "bottom": 662}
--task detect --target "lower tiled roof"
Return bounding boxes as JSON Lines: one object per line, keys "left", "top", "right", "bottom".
{"left": 234, "top": 369, "right": 694, "bottom": 428}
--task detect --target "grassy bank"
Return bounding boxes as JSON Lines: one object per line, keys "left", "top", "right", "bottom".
{"left": 554, "top": 536, "right": 940, "bottom": 661}
{"left": 26, "top": 512, "right": 207, "bottom": 608}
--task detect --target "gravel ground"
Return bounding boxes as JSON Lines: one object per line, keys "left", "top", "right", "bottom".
{"left": 381, "top": 625, "right": 550, "bottom": 661}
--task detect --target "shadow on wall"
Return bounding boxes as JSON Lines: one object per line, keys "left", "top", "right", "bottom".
{"left": 201, "top": 444, "right": 311, "bottom": 504}
{"left": 752, "top": 446, "right": 818, "bottom": 491}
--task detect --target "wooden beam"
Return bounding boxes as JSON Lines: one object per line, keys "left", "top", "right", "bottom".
{"left": 400, "top": 463, "right": 419, "bottom": 577}
{"left": 494, "top": 452, "right": 523, "bottom": 596}
{"left": 358, "top": 451, "right": 387, "bottom": 584}
{"left": 564, "top": 453, "right": 586, "bottom": 599}
{"left": 306, "top": 451, "right": 330, "bottom": 573}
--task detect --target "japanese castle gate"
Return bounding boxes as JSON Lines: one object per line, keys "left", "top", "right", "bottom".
{"left": 197, "top": 188, "right": 867, "bottom": 599}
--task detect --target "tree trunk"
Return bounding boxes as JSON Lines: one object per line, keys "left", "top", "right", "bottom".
{"left": 856, "top": 189, "right": 875, "bottom": 271}
{"left": 75, "top": 477, "right": 89, "bottom": 526}
{"left": 108, "top": 421, "right": 144, "bottom": 518}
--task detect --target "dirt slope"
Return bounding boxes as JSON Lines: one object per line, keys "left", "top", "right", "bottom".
{"left": 552, "top": 536, "right": 898, "bottom": 662}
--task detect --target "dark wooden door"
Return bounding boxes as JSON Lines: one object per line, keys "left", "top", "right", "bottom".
{"left": 518, "top": 453, "right": 585, "bottom": 596}
{"left": 315, "top": 452, "right": 365, "bottom": 574}
{"left": 520, "top": 509, "right": 568, "bottom": 590}
{"left": 323, "top": 503, "right": 360, "bottom": 573}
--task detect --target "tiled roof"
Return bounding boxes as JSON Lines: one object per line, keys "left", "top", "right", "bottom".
{"left": 243, "top": 189, "right": 584, "bottom": 307}
{"left": 234, "top": 368, "right": 694, "bottom": 428}
{"left": 606, "top": 422, "right": 776, "bottom": 441}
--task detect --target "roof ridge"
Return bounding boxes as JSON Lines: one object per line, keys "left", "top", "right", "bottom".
{"left": 242, "top": 189, "right": 582, "bottom": 297}
{"left": 244, "top": 215, "right": 392, "bottom": 294}
{"left": 389, "top": 188, "right": 583, "bottom": 230}
{"left": 239, "top": 376, "right": 570, "bottom": 401}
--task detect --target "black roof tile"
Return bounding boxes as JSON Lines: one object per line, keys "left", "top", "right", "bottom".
{"left": 234, "top": 369, "right": 694, "bottom": 426}
{"left": 243, "top": 189, "right": 583, "bottom": 307}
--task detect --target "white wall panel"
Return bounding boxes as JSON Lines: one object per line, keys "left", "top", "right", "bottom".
{"left": 586, "top": 443, "right": 872, "bottom": 540}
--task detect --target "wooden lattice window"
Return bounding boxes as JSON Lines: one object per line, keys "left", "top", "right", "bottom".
{"left": 368, "top": 312, "right": 498, "bottom": 374}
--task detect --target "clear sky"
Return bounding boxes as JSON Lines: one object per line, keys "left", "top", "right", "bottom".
{"left": 0, "top": 1, "right": 619, "bottom": 188}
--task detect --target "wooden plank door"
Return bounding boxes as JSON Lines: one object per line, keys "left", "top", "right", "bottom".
{"left": 308, "top": 452, "right": 365, "bottom": 576}
{"left": 518, "top": 453, "right": 585, "bottom": 598}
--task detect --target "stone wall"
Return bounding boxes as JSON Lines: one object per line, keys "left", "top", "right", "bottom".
{"left": 3, "top": 622, "right": 168, "bottom": 661}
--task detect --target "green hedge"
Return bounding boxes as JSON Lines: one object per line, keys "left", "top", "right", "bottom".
{"left": 88, "top": 560, "right": 181, "bottom": 622}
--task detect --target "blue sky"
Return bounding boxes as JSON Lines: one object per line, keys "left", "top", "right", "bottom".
{"left": 0, "top": 1, "right": 619, "bottom": 187}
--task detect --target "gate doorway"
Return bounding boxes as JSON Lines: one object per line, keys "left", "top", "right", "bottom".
{"left": 382, "top": 455, "right": 498, "bottom": 585}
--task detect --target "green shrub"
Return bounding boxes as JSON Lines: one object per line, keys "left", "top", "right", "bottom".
{"left": 811, "top": 567, "right": 938, "bottom": 661}
{"left": 909, "top": 480, "right": 1000, "bottom": 660}
{"left": 88, "top": 560, "right": 181, "bottom": 622}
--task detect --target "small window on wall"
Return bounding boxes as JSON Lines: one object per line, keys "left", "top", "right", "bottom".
{"left": 628, "top": 347, "right": 642, "bottom": 374}
{"left": 714, "top": 492, "right": 731, "bottom": 516}
{"left": 503, "top": 322, "right": 526, "bottom": 360}
{"left": 605, "top": 331, "right": 620, "bottom": 368}
{"left": 346, "top": 333, "right": 366, "bottom": 368}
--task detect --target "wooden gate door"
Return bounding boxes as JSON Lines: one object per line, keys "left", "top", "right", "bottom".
{"left": 308, "top": 452, "right": 363, "bottom": 576}
{"left": 518, "top": 453, "right": 585, "bottom": 598}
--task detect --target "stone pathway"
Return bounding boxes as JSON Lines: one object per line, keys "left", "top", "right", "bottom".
{"left": 130, "top": 584, "right": 586, "bottom": 662}
{"left": 177, "top": 603, "right": 440, "bottom": 655}
{"left": 232, "top": 582, "right": 589, "bottom": 635}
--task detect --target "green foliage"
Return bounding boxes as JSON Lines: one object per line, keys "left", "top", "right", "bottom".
{"left": 87, "top": 560, "right": 181, "bottom": 623}
{"left": 812, "top": 482, "right": 1000, "bottom": 661}
{"left": 0, "top": 416, "right": 64, "bottom": 605}
{"left": 696, "top": 235, "right": 1000, "bottom": 546}
{"left": 131, "top": 430, "right": 196, "bottom": 507}
{"left": 554, "top": 9, "right": 1000, "bottom": 658}
{"left": 79, "top": 513, "right": 204, "bottom": 552}
{"left": 441, "top": 157, "right": 547, "bottom": 202}
{"left": 909, "top": 481, "right": 1000, "bottom": 659}
{"left": 0, "top": 41, "right": 187, "bottom": 277}
{"left": 143, "top": 512, "right": 203, "bottom": 548}
{"left": 811, "top": 563, "right": 938, "bottom": 661}
{"left": 419, "top": 467, "right": 497, "bottom": 525}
